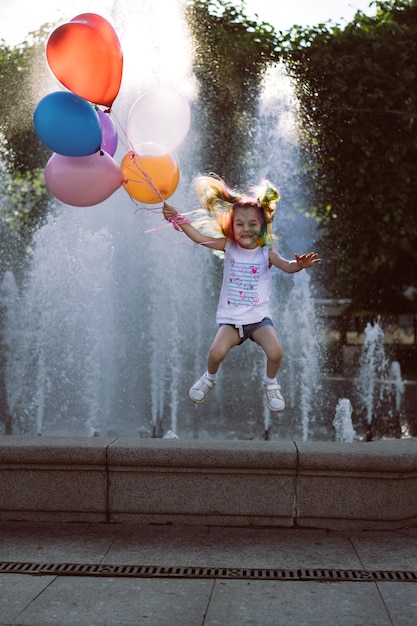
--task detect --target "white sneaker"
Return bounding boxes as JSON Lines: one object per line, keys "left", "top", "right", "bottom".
{"left": 189, "top": 374, "right": 215, "bottom": 404}
{"left": 262, "top": 381, "right": 285, "bottom": 412}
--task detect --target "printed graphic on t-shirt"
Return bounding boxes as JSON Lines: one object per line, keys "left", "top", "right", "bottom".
{"left": 227, "top": 257, "right": 260, "bottom": 307}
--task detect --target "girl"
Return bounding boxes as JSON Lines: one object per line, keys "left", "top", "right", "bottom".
{"left": 162, "top": 174, "right": 320, "bottom": 411}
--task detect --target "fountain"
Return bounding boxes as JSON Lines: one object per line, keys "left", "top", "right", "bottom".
{"left": 279, "top": 271, "right": 323, "bottom": 441}
{"left": 353, "top": 319, "right": 406, "bottom": 440}
{"left": 0, "top": 1, "right": 413, "bottom": 442}
{"left": 333, "top": 398, "right": 356, "bottom": 442}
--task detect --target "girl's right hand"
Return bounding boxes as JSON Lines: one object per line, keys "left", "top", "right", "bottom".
{"left": 162, "top": 203, "right": 179, "bottom": 220}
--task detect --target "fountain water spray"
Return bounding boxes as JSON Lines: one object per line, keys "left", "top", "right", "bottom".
{"left": 354, "top": 319, "right": 405, "bottom": 439}
{"left": 333, "top": 398, "right": 356, "bottom": 442}
{"left": 280, "top": 270, "right": 323, "bottom": 441}
{"left": 4, "top": 213, "right": 116, "bottom": 436}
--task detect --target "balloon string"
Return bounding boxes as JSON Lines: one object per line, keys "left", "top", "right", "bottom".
{"left": 107, "top": 109, "right": 130, "bottom": 152}
{"left": 145, "top": 212, "right": 219, "bottom": 249}
{"left": 108, "top": 108, "right": 168, "bottom": 206}
{"left": 145, "top": 225, "right": 217, "bottom": 249}
{"left": 147, "top": 229, "right": 197, "bottom": 247}
{"left": 129, "top": 153, "right": 165, "bottom": 202}
{"left": 144, "top": 210, "right": 195, "bottom": 233}
{"left": 168, "top": 214, "right": 191, "bottom": 231}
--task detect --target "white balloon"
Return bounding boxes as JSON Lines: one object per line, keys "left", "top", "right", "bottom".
{"left": 127, "top": 88, "right": 191, "bottom": 152}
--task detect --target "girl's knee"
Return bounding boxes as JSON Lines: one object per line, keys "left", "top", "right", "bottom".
{"left": 208, "top": 344, "right": 228, "bottom": 365}
{"left": 267, "top": 343, "right": 282, "bottom": 364}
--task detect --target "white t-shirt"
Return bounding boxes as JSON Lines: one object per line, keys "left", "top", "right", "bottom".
{"left": 216, "top": 240, "right": 272, "bottom": 327}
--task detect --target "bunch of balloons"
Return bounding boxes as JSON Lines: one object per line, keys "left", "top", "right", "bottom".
{"left": 33, "top": 13, "right": 191, "bottom": 208}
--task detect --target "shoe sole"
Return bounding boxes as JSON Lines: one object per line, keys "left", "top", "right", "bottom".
{"left": 189, "top": 394, "right": 206, "bottom": 404}
{"left": 267, "top": 404, "right": 285, "bottom": 412}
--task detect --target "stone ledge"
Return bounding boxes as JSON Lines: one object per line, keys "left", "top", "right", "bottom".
{"left": 295, "top": 440, "right": 417, "bottom": 530}
{"left": 0, "top": 436, "right": 416, "bottom": 530}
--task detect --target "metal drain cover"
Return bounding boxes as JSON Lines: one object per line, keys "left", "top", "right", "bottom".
{"left": 0, "top": 561, "right": 416, "bottom": 582}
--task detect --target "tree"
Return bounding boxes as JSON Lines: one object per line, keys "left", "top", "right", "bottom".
{"left": 185, "top": 0, "right": 278, "bottom": 184}
{"left": 0, "top": 26, "right": 55, "bottom": 278}
{"left": 278, "top": 0, "right": 417, "bottom": 313}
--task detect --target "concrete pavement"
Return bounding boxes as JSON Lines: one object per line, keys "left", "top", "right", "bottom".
{"left": 0, "top": 521, "right": 416, "bottom": 625}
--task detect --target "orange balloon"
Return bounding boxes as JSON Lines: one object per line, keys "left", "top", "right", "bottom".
{"left": 46, "top": 13, "right": 123, "bottom": 109}
{"left": 121, "top": 147, "right": 180, "bottom": 204}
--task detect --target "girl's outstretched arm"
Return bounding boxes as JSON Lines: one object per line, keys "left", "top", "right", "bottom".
{"left": 269, "top": 249, "right": 321, "bottom": 273}
{"left": 163, "top": 203, "right": 226, "bottom": 251}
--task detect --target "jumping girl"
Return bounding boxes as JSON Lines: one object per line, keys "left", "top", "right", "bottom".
{"left": 162, "top": 174, "right": 320, "bottom": 411}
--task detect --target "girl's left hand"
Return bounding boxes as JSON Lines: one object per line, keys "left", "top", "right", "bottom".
{"left": 294, "top": 252, "right": 321, "bottom": 268}
{"left": 162, "top": 203, "right": 179, "bottom": 221}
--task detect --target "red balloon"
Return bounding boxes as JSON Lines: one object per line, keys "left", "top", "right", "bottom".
{"left": 46, "top": 13, "right": 123, "bottom": 109}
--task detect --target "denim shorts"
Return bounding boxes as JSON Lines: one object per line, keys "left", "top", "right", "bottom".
{"left": 219, "top": 317, "right": 273, "bottom": 343}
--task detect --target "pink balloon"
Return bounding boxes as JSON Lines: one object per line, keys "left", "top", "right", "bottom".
{"left": 97, "top": 109, "right": 118, "bottom": 156}
{"left": 127, "top": 88, "right": 191, "bottom": 152}
{"left": 45, "top": 151, "right": 123, "bottom": 207}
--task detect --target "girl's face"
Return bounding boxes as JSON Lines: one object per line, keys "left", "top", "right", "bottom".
{"left": 232, "top": 206, "right": 263, "bottom": 249}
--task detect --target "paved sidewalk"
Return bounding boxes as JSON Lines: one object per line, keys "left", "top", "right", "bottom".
{"left": 0, "top": 522, "right": 416, "bottom": 625}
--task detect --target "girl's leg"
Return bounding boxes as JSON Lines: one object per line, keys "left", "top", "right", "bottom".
{"left": 252, "top": 325, "right": 285, "bottom": 411}
{"left": 252, "top": 326, "right": 285, "bottom": 412}
{"left": 251, "top": 325, "right": 282, "bottom": 379}
{"left": 189, "top": 325, "right": 241, "bottom": 404}
{"left": 207, "top": 325, "right": 242, "bottom": 375}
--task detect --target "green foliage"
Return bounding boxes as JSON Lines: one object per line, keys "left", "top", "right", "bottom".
{"left": 277, "top": 0, "right": 417, "bottom": 312}
{"left": 0, "top": 27, "right": 54, "bottom": 273}
{"left": 185, "top": 0, "right": 278, "bottom": 183}
{"left": 1, "top": 168, "right": 47, "bottom": 238}
{"left": 0, "top": 26, "right": 53, "bottom": 172}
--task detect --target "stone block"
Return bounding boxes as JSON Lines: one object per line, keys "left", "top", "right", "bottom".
{"left": 296, "top": 440, "right": 417, "bottom": 530}
{"left": 107, "top": 439, "right": 297, "bottom": 526}
{"left": 0, "top": 436, "right": 112, "bottom": 522}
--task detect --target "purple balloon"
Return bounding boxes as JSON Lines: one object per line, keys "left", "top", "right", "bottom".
{"left": 97, "top": 109, "right": 118, "bottom": 156}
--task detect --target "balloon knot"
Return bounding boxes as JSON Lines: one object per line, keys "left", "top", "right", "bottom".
{"left": 168, "top": 213, "right": 191, "bottom": 231}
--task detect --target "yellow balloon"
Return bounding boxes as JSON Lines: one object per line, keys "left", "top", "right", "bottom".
{"left": 121, "top": 145, "right": 179, "bottom": 204}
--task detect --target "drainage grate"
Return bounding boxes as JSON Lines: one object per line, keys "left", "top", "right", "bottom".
{"left": 0, "top": 561, "right": 416, "bottom": 582}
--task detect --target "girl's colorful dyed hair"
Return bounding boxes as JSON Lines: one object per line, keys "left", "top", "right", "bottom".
{"left": 193, "top": 174, "right": 280, "bottom": 248}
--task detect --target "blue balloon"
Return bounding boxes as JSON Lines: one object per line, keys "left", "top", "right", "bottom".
{"left": 34, "top": 92, "right": 102, "bottom": 157}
